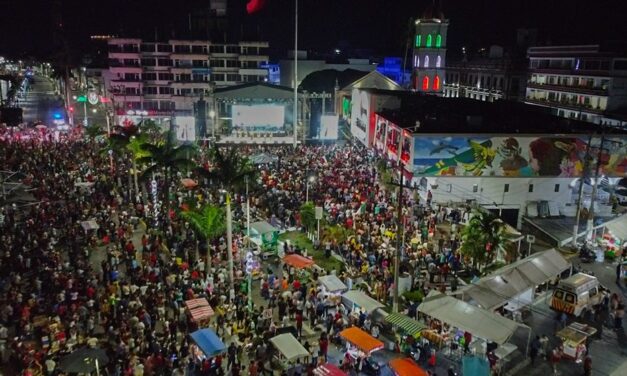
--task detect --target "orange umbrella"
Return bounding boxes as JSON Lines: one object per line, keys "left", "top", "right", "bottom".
{"left": 181, "top": 178, "right": 198, "bottom": 189}
{"left": 282, "top": 254, "right": 315, "bottom": 269}
{"left": 339, "top": 327, "right": 384, "bottom": 355}
{"left": 388, "top": 358, "right": 428, "bottom": 376}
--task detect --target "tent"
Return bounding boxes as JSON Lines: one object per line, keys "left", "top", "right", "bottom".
{"left": 418, "top": 291, "right": 522, "bottom": 345}
{"left": 189, "top": 329, "right": 226, "bottom": 357}
{"left": 269, "top": 333, "right": 310, "bottom": 362}
{"left": 462, "top": 248, "right": 570, "bottom": 310}
{"left": 388, "top": 358, "right": 428, "bottom": 376}
{"left": 250, "top": 221, "right": 280, "bottom": 248}
{"left": 385, "top": 313, "right": 427, "bottom": 338}
{"left": 313, "top": 363, "right": 347, "bottom": 376}
{"left": 318, "top": 274, "right": 348, "bottom": 294}
{"left": 341, "top": 290, "right": 385, "bottom": 314}
{"left": 339, "top": 327, "right": 384, "bottom": 355}
{"left": 283, "top": 254, "right": 315, "bottom": 269}
{"left": 80, "top": 220, "right": 99, "bottom": 231}
{"left": 604, "top": 213, "right": 627, "bottom": 243}
{"left": 185, "top": 298, "right": 214, "bottom": 323}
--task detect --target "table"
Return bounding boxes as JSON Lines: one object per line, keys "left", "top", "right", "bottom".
{"left": 556, "top": 322, "right": 597, "bottom": 361}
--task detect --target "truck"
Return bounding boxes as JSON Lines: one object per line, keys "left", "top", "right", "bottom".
{"left": 550, "top": 273, "right": 607, "bottom": 317}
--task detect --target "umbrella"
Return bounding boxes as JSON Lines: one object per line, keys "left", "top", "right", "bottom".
{"left": 181, "top": 178, "right": 198, "bottom": 189}
{"left": 59, "top": 348, "right": 109, "bottom": 374}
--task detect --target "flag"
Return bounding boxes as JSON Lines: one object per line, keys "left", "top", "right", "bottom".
{"left": 246, "top": 0, "right": 267, "bottom": 14}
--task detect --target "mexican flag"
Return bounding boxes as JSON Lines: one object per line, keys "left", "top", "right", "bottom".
{"left": 246, "top": 0, "right": 267, "bottom": 14}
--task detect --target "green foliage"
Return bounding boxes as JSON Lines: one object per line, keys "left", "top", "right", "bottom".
{"left": 278, "top": 231, "right": 344, "bottom": 272}
{"left": 460, "top": 209, "right": 507, "bottom": 272}
{"left": 322, "top": 224, "right": 353, "bottom": 244}
{"left": 84, "top": 125, "right": 104, "bottom": 141}
{"left": 402, "top": 290, "right": 425, "bottom": 303}
{"left": 180, "top": 205, "right": 226, "bottom": 241}
{"left": 196, "top": 146, "right": 256, "bottom": 192}
{"left": 137, "top": 131, "right": 197, "bottom": 180}
{"left": 605, "top": 250, "right": 617, "bottom": 262}
{"left": 300, "top": 202, "right": 316, "bottom": 230}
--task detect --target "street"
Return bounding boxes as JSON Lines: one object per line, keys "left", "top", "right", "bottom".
{"left": 20, "top": 74, "right": 64, "bottom": 125}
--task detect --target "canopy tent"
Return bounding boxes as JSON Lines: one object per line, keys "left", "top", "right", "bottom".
{"left": 189, "top": 329, "right": 226, "bottom": 357}
{"left": 318, "top": 274, "right": 348, "bottom": 293}
{"left": 250, "top": 220, "right": 280, "bottom": 247}
{"left": 603, "top": 213, "right": 627, "bottom": 242}
{"left": 385, "top": 313, "right": 427, "bottom": 338}
{"left": 339, "top": 327, "right": 384, "bottom": 355}
{"left": 80, "top": 220, "right": 99, "bottom": 231}
{"left": 462, "top": 248, "right": 570, "bottom": 310}
{"left": 313, "top": 363, "right": 347, "bottom": 376}
{"left": 388, "top": 358, "right": 428, "bottom": 376}
{"left": 418, "top": 291, "right": 522, "bottom": 345}
{"left": 341, "top": 290, "right": 385, "bottom": 314}
{"left": 283, "top": 254, "right": 315, "bottom": 269}
{"left": 185, "top": 298, "right": 214, "bottom": 322}
{"left": 269, "top": 333, "right": 310, "bottom": 362}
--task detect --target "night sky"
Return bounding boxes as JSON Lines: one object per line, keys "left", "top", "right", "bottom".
{"left": 1, "top": 0, "right": 626, "bottom": 60}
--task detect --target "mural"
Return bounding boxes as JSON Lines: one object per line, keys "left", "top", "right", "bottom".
{"left": 413, "top": 136, "right": 627, "bottom": 177}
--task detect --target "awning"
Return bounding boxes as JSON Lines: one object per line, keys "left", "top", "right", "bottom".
{"left": 185, "top": 298, "right": 209, "bottom": 310}
{"left": 418, "top": 291, "right": 521, "bottom": 344}
{"left": 318, "top": 274, "right": 348, "bottom": 293}
{"left": 189, "top": 329, "right": 225, "bottom": 357}
{"left": 185, "top": 298, "right": 214, "bottom": 322}
{"left": 80, "top": 220, "right": 99, "bottom": 231}
{"left": 269, "top": 333, "right": 310, "bottom": 362}
{"left": 463, "top": 249, "right": 570, "bottom": 310}
{"left": 339, "top": 327, "right": 384, "bottom": 355}
{"left": 341, "top": 290, "right": 385, "bottom": 314}
{"left": 251, "top": 220, "right": 279, "bottom": 235}
{"left": 385, "top": 313, "right": 427, "bottom": 338}
{"left": 313, "top": 363, "right": 347, "bottom": 376}
{"left": 388, "top": 358, "right": 428, "bottom": 376}
{"left": 283, "top": 254, "right": 315, "bottom": 269}
{"left": 604, "top": 213, "right": 627, "bottom": 241}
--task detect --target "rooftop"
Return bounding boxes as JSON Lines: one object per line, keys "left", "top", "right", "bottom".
{"left": 528, "top": 44, "right": 627, "bottom": 58}
{"left": 375, "top": 94, "right": 627, "bottom": 135}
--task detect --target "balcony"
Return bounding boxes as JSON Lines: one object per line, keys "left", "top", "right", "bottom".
{"left": 525, "top": 97, "right": 606, "bottom": 114}
{"left": 526, "top": 82, "right": 608, "bottom": 96}
{"left": 529, "top": 67, "right": 610, "bottom": 77}
{"left": 109, "top": 46, "right": 140, "bottom": 53}
{"left": 238, "top": 68, "right": 268, "bottom": 76}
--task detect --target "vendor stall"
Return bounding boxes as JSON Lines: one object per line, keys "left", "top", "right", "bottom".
{"left": 189, "top": 329, "right": 226, "bottom": 359}
{"left": 250, "top": 221, "right": 280, "bottom": 250}
{"left": 318, "top": 274, "right": 348, "bottom": 295}
{"left": 556, "top": 322, "right": 597, "bottom": 362}
{"left": 313, "top": 363, "right": 347, "bottom": 376}
{"left": 185, "top": 298, "right": 214, "bottom": 327}
{"left": 388, "top": 357, "right": 428, "bottom": 376}
{"left": 269, "top": 333, "right": 310, "bottom": 369}
{"left": 283, "top": 254, "right": 315, "bottom": 282}
{"left": 339, "top": 327, "right": 385, "bottom": 355}
{"left": 341, "top": 290, "right": 385, "bottom": 316}
{"left": 385, "top": 313, "right": 427, "bottom": 339}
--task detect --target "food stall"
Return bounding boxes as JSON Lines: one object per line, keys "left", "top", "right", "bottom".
{"left": 269, "top": 333, "right": 310, "bottom": 370}
{"left": 185, "top": 298, "right": 214, "bottom": 328}
{"left": 556, "top": 322, "right": 597, "bottom": 362}
{"left": 250, "top": 221, "right": 280, "bottom": 252}
{"left": 388, "top": 357, "right": 428, "bottom": 376}
{"left": 341, "top": 290, "right": 386, "bottom": 318}
{"left": 189, "top": 328, "right": 226, "bottom": 365}
{"left": 283, "top": 254, "right": 315, "bottom": 282}
{"left": 385, "top": 313, "right": 426, "bottom": 340}
{"left": 313, "top": 363, "right": 347, "bottom": 376}
{"left": 319, "top": 274, "right": 348, "bottom": 295}
{"left": 339, "top": 327, "right": 385, "bottom": 371}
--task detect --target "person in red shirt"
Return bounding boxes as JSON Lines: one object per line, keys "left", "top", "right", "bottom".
{"left": 296, "top": 312, "right": 303, "bottom": 337}
{"left": 319, "top": 335, "right": 329, "bottom": 362}
{"left": 248, "top": 360, "right": 258, "bottom": 376}
{"left": 293, "top": 279, "right": 301, "bottom": 291}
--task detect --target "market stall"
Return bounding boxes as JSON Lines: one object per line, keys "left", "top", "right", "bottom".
{"left": 385, "top": 313, "right": 427, "bottom": 339}
{"left": 313, "top": 363, "right": 347, "bottom": 376}
{"left": 189, "top": 328, "right": 226, "bottom": 361}
{"left": 250, "top": 221, "right": 280, "bottom": 250}
{"left": 269, "top": 333, "right": 310, "bottom": 370}
{"left": 556, "top": 322, "right": 597, "bottom": 362}
{"left": 318, "top": 274, "right": 348, "bottom": 295}
{"left": 185, "top": 298, "right": 214, "bottom": 327}
{"left": 283, "top": 254, "right": 315, "bottom": 282}
{"left": 339, "top": 327, "right": 385, "bottom": 355}
{"left": 388, "top": 357, "right": 428, "bottom": 376}
{"left": 341, "top": 290, "right": 386, "bottom": 317}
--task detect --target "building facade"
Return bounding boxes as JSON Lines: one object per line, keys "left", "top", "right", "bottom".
{"left": 106, "top": 38, "right": 269, "bottom": 122}
{"left": 412, "top": 7, "right": 448, "bottom": 94}
{"left": 525, "top": 45, "right": 627, "bottom": 126}
{"left": 443, "top": 45, "right": 527, "bottom": 102}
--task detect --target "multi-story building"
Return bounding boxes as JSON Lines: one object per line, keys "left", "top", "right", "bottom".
{"left": 443, "top": 45, "right": 527, "bottom": 102}
{"left": 106, "top": 38, "right": 269, "bottom": 122}
{"left": 525, "top": 44, "right": 627, "bottom": 126}
{"left": 412, "top": 6, "right": 448, "bottom": 94}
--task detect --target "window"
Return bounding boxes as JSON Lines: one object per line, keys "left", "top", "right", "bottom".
{"left": 422, "top": 76, "right": 429, "bottom": 91}
{"left": 213, "top": 73, "right": 225, "bottom": 81}
{"left": 226, "top": 45, "right": 239, "bottom": 54}
{"left": 157, "top": 59, "right": 172, "bottom": 67}
{"left": 472, "top": 184, "right": 478, "bottom": 193}
{"left": 589, "top": 288, "right": 598, "bottom": 297}
{"left": 415, "top": 35, "right": 421, "bottom": 47}
{"left": 565, "top": 293, "right": 575, "bottom": 304}
{"left": 142, "top": 86, "right": 158, "bottom": 95}
{"left": 436, "top": 55, "right": 441, "bottom": 68}
{"left": 426, "top": 34, "right": 432, "bottom": 47}
{"left": 210, "top": 59, "right": 225, "bottom": 68}
{"left": 226, "top": 60, "right": 239, "bottom": 68}
{"left": 554, "top": 290, "right": 564, "bottom": 299}
{"left": 433, "top": 75, "right": 440, "bottom": 90}
{"left": 414, "top": 55, "right": 419, "bottom": 68}
{"left": 157, "top": 44, "right": 171, "bottom": 53}
{"left": 226, "top": 74, "right": 240, "bottom": 82}
{"left": 209, "top": 45, "right": 224, "bottom": 53}
{"left": 447, "top": 184, "right": 452, "bottom": 193}
{"left": 504, "top": 184, "right": 509, "bottom": 193}
{"left": 158, "top": 87, "right": 172, "bottom": 95}
{"left": 424, "top": 55, "right": 429, "bottom": 68}
{"left": 528, "top": 184, "right": 534, "bottom": 193}
{"left": 436, "top": 34, "right": 442, "bottom": 48}
{"left": 141, "top": 58, "right": 156, "bottom": 67}
{"left": 554, "top": 184, "right": 560, "bottom": 192}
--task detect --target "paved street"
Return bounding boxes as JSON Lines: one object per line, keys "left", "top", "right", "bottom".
{"left": 20, "top": 74, "right": 64, "bottom": 125}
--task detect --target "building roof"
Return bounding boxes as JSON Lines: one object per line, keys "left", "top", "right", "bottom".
{"left": 213, "top": 82, "right": 303, "bottom": 100}
{"left": 376, "top": 95, "right": 627, "bottom": 135}
{"left": 340, "top": 70, "right": 403, "bottom": 92}
{"left": 528, "top": 44, "right": 627, "bottom": 58}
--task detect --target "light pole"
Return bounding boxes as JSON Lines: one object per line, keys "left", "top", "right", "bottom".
{"left": 209, "top": 109, "right": 216, "bottom": 139}
{"left": 305, "top": 175, "right": 315, "bottom": 203}
{"left": 225, "top": 191, "right": 235, "bottom": 301}
{"left": 292, "top": 0, "right": 298, "bottom": 149}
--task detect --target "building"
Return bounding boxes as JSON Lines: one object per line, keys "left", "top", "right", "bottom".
{"left": 412, "top": 6, "right": 448, "bottom": 94}
{"left": 376, "top": 57, "right": 411, "bottom": 86}
{"left": 443, "top": 45, "right": 527, "bottom": 101}
{"left": 105, "top": 37, "right": 270, "bottom": 125}
{"left": 525, "top": 44, "right": 627, "bottom": 126}
{"left": 350, "top": 91, "right": 627, "bottom": 227}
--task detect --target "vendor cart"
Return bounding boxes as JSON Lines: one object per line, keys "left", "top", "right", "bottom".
{"left": 556, "top": 322, "right": 597, "bottom": 362}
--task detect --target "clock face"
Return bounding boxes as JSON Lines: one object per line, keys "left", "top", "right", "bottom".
{"left": 88, "top": 92, "right": 99, "bottom": 105}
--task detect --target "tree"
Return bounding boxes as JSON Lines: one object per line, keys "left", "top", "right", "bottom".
{"left": 137, "top": 131, "right": 196, "bottom": 228}
{"left": 300, "top": 202, "right": 316, "bottom": 231}
{"left": 322, "top": 224, "right": 352, "bottom": 245}
{"left": 196, "top": 146, "right": 256, "bottom": 193}
{"left": 180, "top": 204, "right": 226, "bottom": 274}
{"left": 84, "top": 125, "right": 105, "bottom": 141}
{"left": 460, "top": 209, "right": 507, "bottom": 273}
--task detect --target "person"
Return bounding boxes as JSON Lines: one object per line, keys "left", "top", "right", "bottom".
{"left": 550, "top": 347, "right": 561, "bottom": 375}
{"left": 583, "top": 354, "right": 592, "bottom": 376}
{"left": 617, "top": 262, "right": 622, "bottom": 285}
{"left": 463, "top": 331, "right": 472, "bottom": 354}
{"left": 539, "top": 334, "right": 550, "bottom": 359}
{"left": 530, "top": 336, "right": 540, "bottom": 366}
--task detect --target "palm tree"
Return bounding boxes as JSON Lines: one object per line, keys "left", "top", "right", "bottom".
{"left": 180, "top": 204, "right": 226, "bottom": 274}
{"left": 196, "top": 146, "right": 256, "bottom": 193}
{"left": 460, "top": 209, "right": 507, "bottom": 273}
{"left": 137, "top": 131, "right": 197, "bottom": 228}
{"left": 300, "top": 202, "right": 316, "bottom": 231}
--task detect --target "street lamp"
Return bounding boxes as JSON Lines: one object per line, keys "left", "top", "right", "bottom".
{"left": 209, "top": 109, "right": 216, "bottom": 138}
{"left": 305, "top": 174, "right": 315, "bottom": 203}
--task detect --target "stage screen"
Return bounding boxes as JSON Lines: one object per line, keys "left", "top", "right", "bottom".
{"left": 320, "top": 115, "right": 339, "bottom": 140}
{"left": 232, "top": 104, "right": 285, "bottom": 132}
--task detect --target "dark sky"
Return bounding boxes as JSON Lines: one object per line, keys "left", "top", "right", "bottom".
{"left": 1, "top": 0, "right": 626, "bottom": 60}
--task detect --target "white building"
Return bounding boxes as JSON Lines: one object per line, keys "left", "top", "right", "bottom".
{"left": 106, "top": 38, "right": 269, "bottom": 124}
{"left": 525, "top": 45, "right": 627, "bottom": 126}
{"left": 412, "top": 5, "right": 448, "bottom": 94}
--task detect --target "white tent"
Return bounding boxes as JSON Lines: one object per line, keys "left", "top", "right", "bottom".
{"left": 342, "top": 290, "right": 385, "bottom": 314}
{"left": 80, "top": 220, "right": 100, "bottom": 231}
{"left": 318, "top": 275, "right": 348, "bottom": 294}
{"left": 269, "top": 333, "right": 310, "bottom": 362}
{"left": 418, "top": 291, "right": 522, "bottom": 345}
{"left": 603, "top": 213, "right": 627, "bottom": 242}
{"left": 462, "top": 249, "right": 570, "bottom": 310}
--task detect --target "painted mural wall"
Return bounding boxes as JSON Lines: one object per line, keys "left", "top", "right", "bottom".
{"left": 413, "top": 135, "right": 627, "bottom": 177}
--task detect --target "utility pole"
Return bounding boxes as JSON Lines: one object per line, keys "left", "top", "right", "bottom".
{"left": 393, "top": 161, "right": 404, "bottom": 313}
{"left": 226, "top": 193, "right": 234, "bottom": 302}
{"left": 586, "top": 133, "right": 606, "bottom": 240}
{"left": 292, "top": 0, "right": 298, "bottom": 149}
{"left": 572, "top": 134, "right": 593, "bottom": 247}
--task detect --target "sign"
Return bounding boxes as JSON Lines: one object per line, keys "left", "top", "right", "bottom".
{"left": 315, "top": 206, "right": 323, "bottom": 220}
{"left": 88, "top": 92, "right": 99, "bottom": 105}
{"left": 76, "top": 95, "right": 87, "bottom": 103}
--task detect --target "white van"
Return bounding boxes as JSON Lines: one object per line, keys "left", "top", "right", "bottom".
{"left": 550, "top": 273, "right": 606, "bottom": 317}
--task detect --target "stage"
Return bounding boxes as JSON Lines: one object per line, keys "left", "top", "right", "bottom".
{"left": 216, "top": 135, "right": 300, "bottom": 145}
